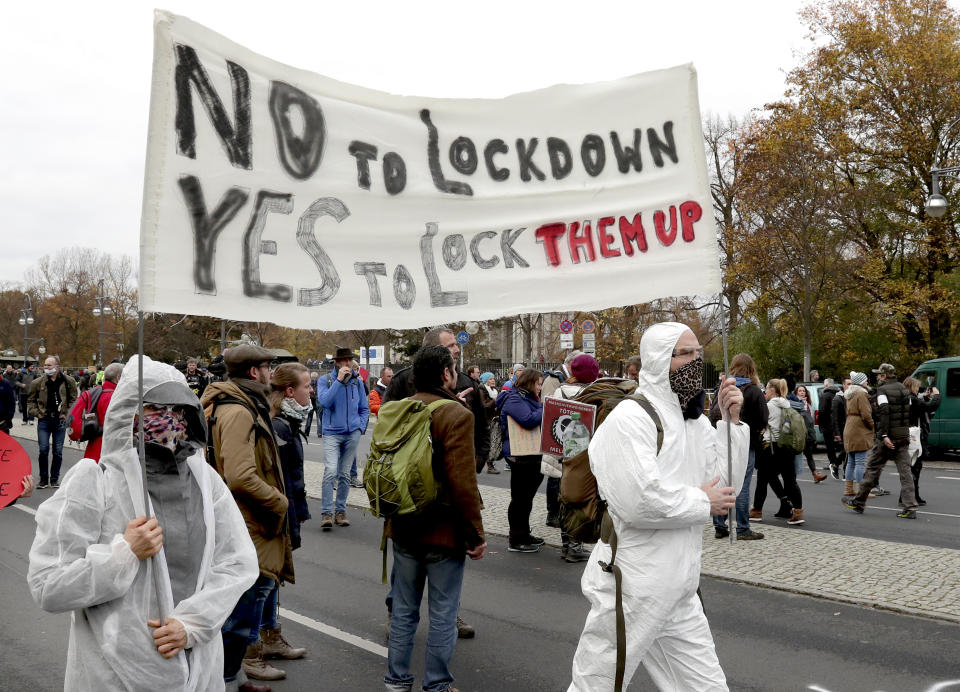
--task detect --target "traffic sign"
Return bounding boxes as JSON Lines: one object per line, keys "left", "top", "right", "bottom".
{"left": 560, "top": 319, "right": 573, "bottom": 334}
{"left": 560, "top": 333, "right": 574, "bottom": 349}
{"left": 457, "top": 331, "right": 470, "bottom": 344}
{"left": 581, "top": 319, "right": 595, "bottom": 333}
{"left": 582, "top": 333, "right": 596, "bottom": 344}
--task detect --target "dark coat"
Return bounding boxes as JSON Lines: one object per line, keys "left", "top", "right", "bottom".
{"left": 497, "top": 387, "right": 543, "bottom": 459}
{"left": 908, "top": 391, "right": 941, "bottom": 444}
{"left": 386, "top": 389, "right": 484, "bottom": 553}
{"left": 709, "top": 378, "right": 768, "bottom": 452}
{"left": 385, "top": 365, "right": 490, "bottom": 462}
{"left": 0, "top": 378, "right": 15, "bottom": 432}
{"left": 831, "top": 390, "right": 848, "bottom": 441}
{"left": 818, "top": 385, "right": 839, "bottom": 437}
{"left": 875, "top": 376, "right": 911, "bottom": 445}
{"left": 272, "top": 413, "right": 311, "bottom": 550}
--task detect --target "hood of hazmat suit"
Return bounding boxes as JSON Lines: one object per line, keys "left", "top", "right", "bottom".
{"left": 28, "top": 356, "right": 258, "bottom": 692}
{"left": 569, "top": 322, "right": 749, "bottom": 691}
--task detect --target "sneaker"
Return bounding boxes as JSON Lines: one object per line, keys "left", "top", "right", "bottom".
{"left": 486, "top": 463, "right": 501, "bottom": 474}
{"left": 37, "top": 481, "right": 49, "bottom": 489}
{"left": 870, "top": 486, "right": 890, "bottom": 497}
{"left": 896, "top": 509, "right": 917, "bottom": 519}
{"left": 737, "top": 530, "right": 765, "bottom": 540}
{"left": 508, "top": 541, "right": 541, "bottom": 553}
{"left": 456, "top": 615, "right": 475, "bottom": 639}
{"left": 774, "top": 499, "right": 794, "bottom": 519}
{"left": 334, "top": 511, "right": 350, "bottom": 527}
{"left": 563, "top": 542, "right": 592, "bottom": 563}
{"left": 787, "top": 508, "right": 805, "bottom": 525}
{"left": 714, "top": 527, "right": 730, "bottom": 539}
{"left": 749, "top": 508, "right": 763, "bottom": 522}
{"left": 320, "top": 514, "right": 334, "bottom": 530}
{"left": 545, "top": 514, "right": 560, "bottom": 528}
{"left": 917, "top": 498, "right": 927, "bottom": 506}
{"left": 526, "top": 534, "right": 545, "bottom": 546}
{"left": 842, "top": 497, "right": 864, "bottom": 514}
{"left": 50, "top": 480, "right": 60, "bottom": 488}
{"left": 829, "top": 464, "right": 840, "bottom": 480}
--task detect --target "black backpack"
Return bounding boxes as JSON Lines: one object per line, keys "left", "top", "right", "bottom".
{"left": 77, "top": 386, "right": 104, "bottom": 442}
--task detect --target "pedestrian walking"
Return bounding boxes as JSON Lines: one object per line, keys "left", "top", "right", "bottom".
{"left": 0, "top": 372, "right": 15, "bottom": 434}
{"left": 66, "top": 361, "right": 122, "bottom": 461}
{"left": 842, "top": 371, "right": 873, "bottom": 498}
{"left": 843, "top": 364, "right": 918, "bottom": 518}
{"left": 902, "top": 376, "right": 940, "bottom": 506}
{"left": 477, "top": 372, "right": 501, "bottom": 473}
{"left": 383, "top": 345, "right": 486, "bottom": 692}
{"left": 568, "top": 322, "right": 748, "bottom": 691}
{"left": 16, "top": 363, "right": 37, "bottom": 424}
{"left": 762, "top": 379, "right": 805, "bottom": 525}
{"left": 819, "top": 378, "right": 841, "bottom": 479}
{"left": 27, "top": 357, "right": 259, "bottom": 691}
{"left": 791, "top": 385, "right": 826, "bottom": 482}
{"left": 497, "top": 368, "right": 545, "bottom": 553}
{"left": 27, "top": 355, "right": 78, "bottom": 489}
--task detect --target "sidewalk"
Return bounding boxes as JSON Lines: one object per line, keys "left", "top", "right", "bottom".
{"left": 9, "top": 417, "right": 958, "bottom": 625}
{"left": 304, "top": 459, "right": 960, "bottom": 625}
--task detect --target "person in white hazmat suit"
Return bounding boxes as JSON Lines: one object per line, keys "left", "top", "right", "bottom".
{"left": 568, "top": 322, "right": 749, "bottom": 691}
{"left": 28, "top": 356, "right": 259, "bottom": 691}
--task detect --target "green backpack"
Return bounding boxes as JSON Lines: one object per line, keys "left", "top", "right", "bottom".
{"left": 776, "top": 406, "right": 807, "bottom": 452}
{"left": 364, "top": 398, "right": 454, "bottom": 519}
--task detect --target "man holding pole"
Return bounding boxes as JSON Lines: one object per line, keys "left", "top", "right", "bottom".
{"left": 568, "top": 322, "right": 748, "bottom": 691}
{"left": 27, "top": 357, "right": 258, "bottom": 691}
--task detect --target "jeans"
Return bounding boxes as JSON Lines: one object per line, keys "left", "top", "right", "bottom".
{"left": 385, "top": 542, "right": 465, "bottom": 692}
{"left": 261, "top": 582, "right": 279, "bottom": 631}
{"left": 845, "top": 450, "right": 867, "bottom": 484}
{"left": 19, "top": 394, "right": 32, "bottom": 423}
{"left": 37, "top": 416, "right": 66, "bottom": 483}
{"left": 714, "top": 450, "right": 755, "bottom": 534}
{"left": 222, "top": 575, "right": 277, "bottom": 682}
{"left": 777, "top": 444, "right": 802, "bottom": 509}
{"left": 506, "top": 456, "right": 543, "bottom": 542}
{"left": 322, "top": 430, "right": 362, "bottom": 515}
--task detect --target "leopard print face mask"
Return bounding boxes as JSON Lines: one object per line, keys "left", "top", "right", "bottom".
{"left": 669, "top": 357, "right": 704, "bottom": 407}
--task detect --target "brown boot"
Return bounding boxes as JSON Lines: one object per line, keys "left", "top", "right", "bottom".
{"left": 486, "top": 461, "right": 500, "bottom": 474}
{"left": 813, "top": 471, "right": 828, "bottom": 483}
{"left": 787, "top": 508, "right": 805, "bottom": 525}
{"left": 260, "top": 625, "right": 307, "bottom": 660}
{"left": 843, "top": 481, "right": 854, "bottom": 497}
{"left": 334, "top": 511, "right": 350, "bottom": 527}
{"left": 749, "top": 508, "right": 763, "bottom": 521}
{"left": 242, "top": 642, "right": 286, "bottom": 681}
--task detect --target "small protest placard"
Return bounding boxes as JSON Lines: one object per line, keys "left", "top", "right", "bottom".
{"left": 506, "top": 416, "right": 542, "bottom": 457}
{"left": 540, "top": 396, "right": 597, "bottom": 457}
{"left": 0, "top": 432, "right": 32, "bottom": 509}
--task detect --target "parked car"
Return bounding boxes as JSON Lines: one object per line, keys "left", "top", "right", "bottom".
{"left": 909, "top": 357, "right": 960, "bottom": 455}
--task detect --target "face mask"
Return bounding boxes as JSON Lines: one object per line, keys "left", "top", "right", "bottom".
{"left": 44, "top": 368, "right": 57, "bottom": 376}
{"left": 669, "top": 357, "right": 704, "bottom": 407}
{"left": 136, "top": 406, "right": 188, "bottom": 451}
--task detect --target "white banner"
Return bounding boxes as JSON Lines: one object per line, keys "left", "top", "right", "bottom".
{"left": 140, "top": 11, "right": 721, "bottom": 329}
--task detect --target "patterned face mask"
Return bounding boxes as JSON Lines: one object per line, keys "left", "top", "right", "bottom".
{"left": 136, "top": 405, "right": 188, "bottom": 451}
{"left": 669, "top": 357, "right": 704, "bottom": 407}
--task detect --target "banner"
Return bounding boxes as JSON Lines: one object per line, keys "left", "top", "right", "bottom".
{"left": 140, "top": 12, "right": 721, "bottom": 329}
{"left": 0, "top": 432, "right": 31, "bottom": 509}
{"left": 540, "top": 396, "right": 597, "bottom": 457}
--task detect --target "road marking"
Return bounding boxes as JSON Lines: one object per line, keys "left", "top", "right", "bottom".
{"left": 12, "top": 504, "right": 36, "bottom": 516}
{"left": 935, "top": 476, "right": 960, "bottom": 481}
{"left": 865, "top": 506, "right": 960, "bottom": 519}
{"left": 280, "top": 607, "right": 387, "bottom": 658}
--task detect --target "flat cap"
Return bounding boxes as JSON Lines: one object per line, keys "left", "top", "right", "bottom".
{"left": 224, "top": 344, "right": 275, "bottom": 375}
{"left": 872, "top": 363, "right": 896, "bottom": 376}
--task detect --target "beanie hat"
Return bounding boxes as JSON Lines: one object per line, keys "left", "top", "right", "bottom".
{"left": 570, "top": 354, "right": 600, "bottom": 384}
{"left": 850, "top": 371, "right": 868, "bottom": 387}
{"left": 479, "top": 371, "right": 495, "bottom": 384}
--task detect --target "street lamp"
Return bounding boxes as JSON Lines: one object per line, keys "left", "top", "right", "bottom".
{"left": 19, "top": 295, "right": 36, "bottom": 367}
{"left": 92, "top": 279, "right": 113, "bottom": 368}
{"left": 925, "top": 117, "right": 960, "bottom": 218}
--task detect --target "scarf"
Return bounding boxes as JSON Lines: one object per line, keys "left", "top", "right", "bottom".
{"left": 281, "top": 396, "right": 310, "bottom": 421}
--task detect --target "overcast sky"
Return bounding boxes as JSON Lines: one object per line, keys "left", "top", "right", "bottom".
{"left": 1, "top": 0, "right": 862, "bottom": 286}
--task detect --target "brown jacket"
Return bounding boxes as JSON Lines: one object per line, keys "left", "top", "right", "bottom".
{"left": 843, "top": 385, "right": 875, "bottom": 452}
{"left": 201, "top": 379, "right": 294, "bottom": 583}
{"left": 27, "top": 373, "right": 78, "bottom": 419}
{"left": 387, "top": 391, "right": 485, "bottom": 552}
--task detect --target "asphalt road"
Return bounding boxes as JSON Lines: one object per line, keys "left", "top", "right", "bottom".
{"left": 3, "top": 436, "right": 960, "bottom": 691}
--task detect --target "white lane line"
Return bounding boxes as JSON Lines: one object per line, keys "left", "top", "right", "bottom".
{"left": 935, "top": 476, "right": 960, "bottom": 480}
{"left": 280, "top": 607, "right": 387, "bottom": 658}
{"left": 865, "top": 506, "right": 960, "bottom": 519}
{"left": 12, "top": 503, "right": 36, "bottom": 516}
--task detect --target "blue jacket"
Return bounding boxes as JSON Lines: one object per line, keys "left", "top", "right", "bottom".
{"left": 316, "top": 373, "right": 369, "bottom": 434}
{"left": 497, "top": 387, "right": 542, "bottom": 458}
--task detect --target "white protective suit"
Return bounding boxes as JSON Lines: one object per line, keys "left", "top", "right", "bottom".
{"left": 569, "top": 323, "right": 749, "bottom": 691}
{"left": 28, "top": 357, "right": 259, "bottom": 691}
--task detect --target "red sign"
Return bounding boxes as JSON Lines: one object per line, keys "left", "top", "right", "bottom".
{"left": 560, "top": 320, "right": 573, "bottom": 334}
{"left": 540, "top": 396, "right": 597, "bottom": 457}
{"left": 0, "top": 432, "right": 32, "bottom": 509}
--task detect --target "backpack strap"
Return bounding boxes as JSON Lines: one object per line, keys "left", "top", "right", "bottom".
{"left": 87, "top": 386, "right": 103, "bottom": 413}
{"left": 598, "top": 390, "right": 663, "bottom": 692}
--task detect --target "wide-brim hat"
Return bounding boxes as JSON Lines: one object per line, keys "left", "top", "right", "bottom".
{"left": 334, "top": 347, "right": 358, "bottom": 361}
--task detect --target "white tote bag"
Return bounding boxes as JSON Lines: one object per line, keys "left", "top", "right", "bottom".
{"left": 908, "top": 425, "right": 922, "bottom": 465}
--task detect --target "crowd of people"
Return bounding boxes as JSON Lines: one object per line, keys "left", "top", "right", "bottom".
{"left": 9, "top": 323, "right": 939, "bottom": 691}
